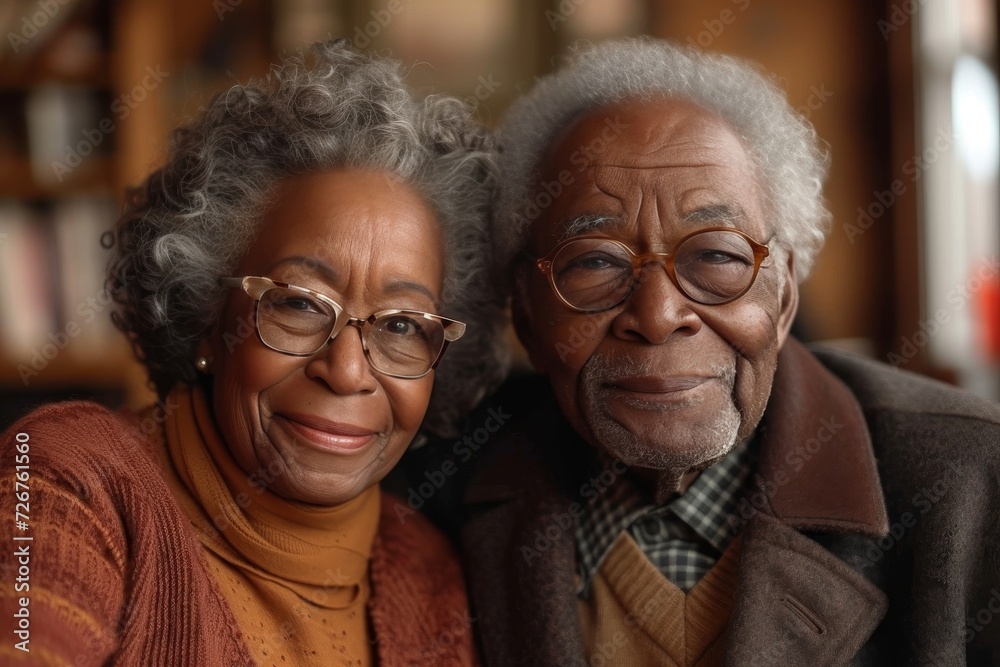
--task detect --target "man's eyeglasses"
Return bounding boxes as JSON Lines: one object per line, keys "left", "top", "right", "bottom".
{"left": 219, "top": 276, "right": 465, "bottom": 379}
{"left": 535, "top": 227, "right": 772, "bottom": 313}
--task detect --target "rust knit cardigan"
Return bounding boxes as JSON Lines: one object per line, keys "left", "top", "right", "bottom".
{"left": 1, "top": 401, "right": 477, "bottom": 666}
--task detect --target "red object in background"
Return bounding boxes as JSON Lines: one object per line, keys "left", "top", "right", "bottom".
{"left": 979, "top": 274, "right": 1000, "bottom": 362}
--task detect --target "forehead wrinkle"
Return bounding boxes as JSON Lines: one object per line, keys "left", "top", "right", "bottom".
{"left": 264, "top": 255, "right": 439, "bottom": 312}
{"left": 267, "top": 255, "right": 340, "bottom": 284}
{"left": 594, "top": 161, "right": 734, "bottom": 170}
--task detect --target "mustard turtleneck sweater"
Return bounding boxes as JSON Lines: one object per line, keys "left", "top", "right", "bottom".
{"left": 154, "top": 385, "right": 379, "bottom": 667}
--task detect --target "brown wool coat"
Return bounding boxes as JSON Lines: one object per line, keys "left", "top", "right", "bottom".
{"left": 0, "top": 402, "right": 476, "bottom": 666}
{"left": 458, "top": 339, "right": 1000, "bottom": 666}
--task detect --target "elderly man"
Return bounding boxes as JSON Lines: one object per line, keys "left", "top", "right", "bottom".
{"left": 457, "top": 38, "right": 1000, "bottom": 665}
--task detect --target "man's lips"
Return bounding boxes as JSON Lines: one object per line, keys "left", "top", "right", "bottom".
{"left": 610, "top": 375, "right": 712, "bottom": 393}
{"left": 275, "top": 413, "right": 378, "bottom": 452}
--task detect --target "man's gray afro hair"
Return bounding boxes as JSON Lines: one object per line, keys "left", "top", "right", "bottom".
{"left": 494, "top": 37, "right": 832, "bottom": 281}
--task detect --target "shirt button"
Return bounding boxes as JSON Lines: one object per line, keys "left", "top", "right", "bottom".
{"left": 638, "top": 516, "right": 662, "bottom": 540}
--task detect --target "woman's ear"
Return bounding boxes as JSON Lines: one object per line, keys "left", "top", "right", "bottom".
{"left": 776, "top": 251, "right": 799, "bottom": 346}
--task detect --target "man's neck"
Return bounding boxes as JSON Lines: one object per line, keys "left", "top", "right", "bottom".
{"left": 631, "top": 467, "right": 703, "bottom": 505}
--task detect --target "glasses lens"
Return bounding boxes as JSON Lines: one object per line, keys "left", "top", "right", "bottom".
{"left": 674, "top": 230, "right": 758, "bottom": 304}
{"left": 367, "top": 313, "right": 445, "bottom": 377}
{"left": 551, "top": 238, "right": 634, "bottom": 311}
{"left": 257, "top": 287, "right": 337, "bottom": 354}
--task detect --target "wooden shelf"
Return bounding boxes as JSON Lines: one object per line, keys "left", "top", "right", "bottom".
{"left": 0, "top": 153, "right": 114, "bottom": 199}
{"left": 1, "top": 340, "right": 132, "bottom": 387}
{"left": 1, "top": 0, "right": 268, "bottom": 414}
{"left": 0, "top": 65, "right": 112, "bottom": 92}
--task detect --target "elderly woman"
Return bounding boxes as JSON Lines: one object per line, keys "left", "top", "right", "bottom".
{"left": 0, "top": 41, "right": 504, "bottom": 666}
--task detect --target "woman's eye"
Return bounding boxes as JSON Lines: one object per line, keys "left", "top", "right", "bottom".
{"left": 384, "top": 317, "right": 420, "bottom": 336}
{"left": 275, "top": 297, "right": 323, "bottom": 313}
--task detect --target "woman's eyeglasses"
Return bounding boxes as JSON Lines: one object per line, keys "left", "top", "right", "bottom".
{"left": 219, "top": 276, "right": 465, "bottom": 379}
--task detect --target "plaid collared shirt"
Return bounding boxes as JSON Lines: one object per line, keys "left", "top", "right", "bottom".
{"left": 575, "top": 439, "right": 756, "bottom": 595}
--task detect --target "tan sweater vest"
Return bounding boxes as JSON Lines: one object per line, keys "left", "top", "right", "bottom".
{"left": 579, "top": 533, "right": 742, "bottom": 666}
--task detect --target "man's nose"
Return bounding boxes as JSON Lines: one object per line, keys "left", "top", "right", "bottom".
{"left": 610, "top": 262, "right": 702, "bottom": 344}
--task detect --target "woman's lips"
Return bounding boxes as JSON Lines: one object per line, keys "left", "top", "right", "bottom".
{"left": 275, "top": 413, "right": 378, "bottom": 452}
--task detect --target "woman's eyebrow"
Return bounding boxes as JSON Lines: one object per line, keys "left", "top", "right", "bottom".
{"left": 266, "top": 256, "right": 340, "bottom": 283}
{"left": 266, "top": 256, "right": 440, "bottom": 309}
{"left": 384, "top": 280, "right": 441, "bottom": 310}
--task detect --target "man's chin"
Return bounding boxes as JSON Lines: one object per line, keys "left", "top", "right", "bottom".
{"left": 586, "top": 407, "right": 742, "bottom": 475}
{"left": 599, "top": 437, "right": 734, "bottom": 473}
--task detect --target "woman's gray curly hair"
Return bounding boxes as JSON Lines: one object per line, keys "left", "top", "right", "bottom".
{"left": 495, "top": 37, "right": 832, "bottom": 281}
{"left": 106, "top": 40, "right": 507, "bottom": 437}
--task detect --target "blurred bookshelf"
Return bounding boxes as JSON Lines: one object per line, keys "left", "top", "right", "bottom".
{"left": 0, "top": 0, "right": 274, "bottom": 429}
{"left": 0, "top": 0, "right": 540, "bottom": 430}
{"left": 2, "top": 0, "right": 992, "bottom": 433}
{"left": 0, "top": 0, "right": 134, "bottom": 429}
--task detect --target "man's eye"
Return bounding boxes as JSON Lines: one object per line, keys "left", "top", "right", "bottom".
{"left": 566, "top": 252, "right": 629, "bottom": 271}
{"left": 692, "top": 250, "right": 751, "bottom": 265}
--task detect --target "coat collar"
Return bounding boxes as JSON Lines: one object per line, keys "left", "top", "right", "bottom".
{"left": 751, "top": 337, "right": 889, "bottom": 537}
{"left": 465, "top": 337, "right": 890, "bottom": 539}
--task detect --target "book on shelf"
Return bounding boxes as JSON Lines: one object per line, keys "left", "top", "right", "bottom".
{"left": 0, "top": 202, "right": 57, "bottom": 358}
{"left": 0, "top": 196, "right": 118, "bottom": 373}
{"left": 52, "top": 195, "right": 117, "bottom": 355}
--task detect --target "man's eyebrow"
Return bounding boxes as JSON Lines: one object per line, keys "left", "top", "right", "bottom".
{"left": 682, "top": 204, "right": 746, "bottom": 226}
{"left": 557, "top": 213, "right": 626, "bottom": 243}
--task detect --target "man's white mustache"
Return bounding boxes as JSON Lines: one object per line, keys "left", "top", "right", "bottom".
{"left": 581, "top": 352, "right": 737, "bottom": 389}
